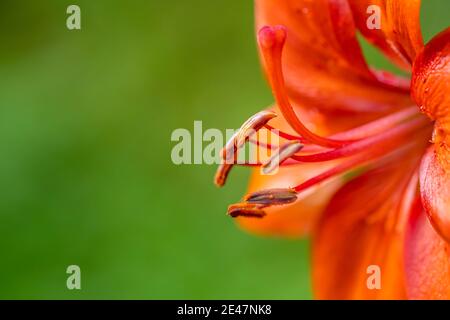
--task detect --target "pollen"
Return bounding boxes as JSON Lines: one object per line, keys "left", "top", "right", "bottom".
{"left": 261, "top": 141, "right": 303, "bottom": 175}
{"left": 244, "top": 188, "right": 298, "bottom": 206}
{"left": 227, "top": 203, "right": 267, "bottom": 218}
{"left": 220, "top": 111, "right": 277, "bottom": 162}
{"left": 235, "top": 110, "right": 277, "bottom": 149}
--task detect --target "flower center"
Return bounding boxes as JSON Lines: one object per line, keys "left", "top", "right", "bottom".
{"left": 215, "top": 25, "right": 434, "bottom": 218}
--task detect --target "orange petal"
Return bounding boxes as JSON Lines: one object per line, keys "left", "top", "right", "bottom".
{"left": 412, "top": 27, "right": 450, "bottom": 171}
{"left": 348, "top": 0, "right": 408, "bottom": 70}
{"left": 384, "top": 0, "right": 423, "bottom": 63}
{"left": 256, "top": 0, "right": 412, "bottom": 114}
{"left": 412, "top": 28, "right": 450, "bottom": 242}
{"left": 312, "top": 163, "right": 419, "bottom": 299}
{"left": 404, "top": 197, "right": 450, "bottom": 299}
{"left": 419, "top": 147, "right": 450, "bottom": 242}
{"left": 349, "top": 0, "right": 423, "bottom": 68}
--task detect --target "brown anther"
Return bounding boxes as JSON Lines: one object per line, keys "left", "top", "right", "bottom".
{"left": 261, "top": 141, "right": 303, "bottom": 175}
{"left": 235, "top": 110, "right": 277, "bottom": 150}
{"left": 227, "top": 203, "right": 267, "bottom": 218}
{"left": 244, "top": 188, "right": 297, "bottom": 206}
{"left": 214, "top": 162, "right": 234, "bottom": 187}
{"left": 219, "top": 111, "right": 277, "bottom": 162}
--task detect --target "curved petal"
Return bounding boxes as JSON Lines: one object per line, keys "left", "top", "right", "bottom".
{"left": 419, "top": 147, "right": 450, "bottom": 242}
{"left": 256, "top": 0, "right": 412, "bottom": 114}
{"left": 412, "top": 27, "right": 450, "bottom": 170}
{"left": 404, "top": 198, "right": 450, "bottom": 299}
{"left": 312, "top": 162, "right": 420, "bottom": 299}
{"left": 412, "top": 28, "right": 450, "bottom": 242}
{"left": 384, "top": 0, "right": 423, "bottom": 63}
{"left": 257, "top": 0, "right": 370, "bottom": 76}
{"left": 349, "top": 0, "right": 423, "bottom": 68}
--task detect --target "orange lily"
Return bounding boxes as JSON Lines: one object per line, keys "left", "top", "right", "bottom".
{"left": 215, "top": 0, "right": 450, "bottom": 299}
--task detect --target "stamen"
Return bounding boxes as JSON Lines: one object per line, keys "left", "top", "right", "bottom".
{"left": 261, "top": 141, "right": 303, "bottom": 174}
{"left": 248, "top": 137, "right": 278, "bottom": 150}
{"left": 330, "top": 107, "right": 419, "bottom": 141}
{"left": 291, "top": 117, "right": 428, "bottom": 163}
{"left": 220, "top": 111, "right": 277, "bottom": 161}
{"left": 227, "top": 203, "right": 267, "bottom": 218}
{"left": 293, "top": 139, "right": 424, "bottom": 193}
{"left": 258, "top": 25, "right": 353, "bottom": 148}
{"left": 371, "top": 69, "right": 411, "bottom": 92}
{"left": 214, "top": 162, "right": 234, "bottom": 187}
{"left": 264, "top": 124, "right": 306, "bottom": 142}
{"left": 220, "top": 131, "right": 239, "bottom": 162}
{"left": 263, "top": 107, "right": 419, "bottom": 148}
{"left": 244, "top": 188, "right": 298, "bottom": 206}
{"left": 235, "top": 110, "right": 277, "bottom": 149}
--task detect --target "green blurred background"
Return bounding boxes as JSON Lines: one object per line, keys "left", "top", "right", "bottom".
{"left": 0, "top": 0, "right": 447, "bottom": 299}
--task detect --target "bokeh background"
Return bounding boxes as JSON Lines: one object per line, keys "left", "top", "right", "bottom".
{"left": 0, "top": 0, "right": 448, "bottom": 299}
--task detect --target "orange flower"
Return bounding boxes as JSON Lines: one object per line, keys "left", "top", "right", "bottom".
{"left": 215, "top": 0, "right": 450, "bottom": 299}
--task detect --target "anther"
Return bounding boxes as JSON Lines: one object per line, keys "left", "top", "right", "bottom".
{"left": 235, "top": 110, "right": 277, "bottom": 149}
{"left": 261, "top": 141, "right": 303, "bottom": 174}
{"left": 227, "top": 203, "right": 267, "bottom": 218}
{"left": 244, "top": 188, "right": 298, "bottom": 206}
{"left": 220, "top": 111, "right": 277, "bottom": 162}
